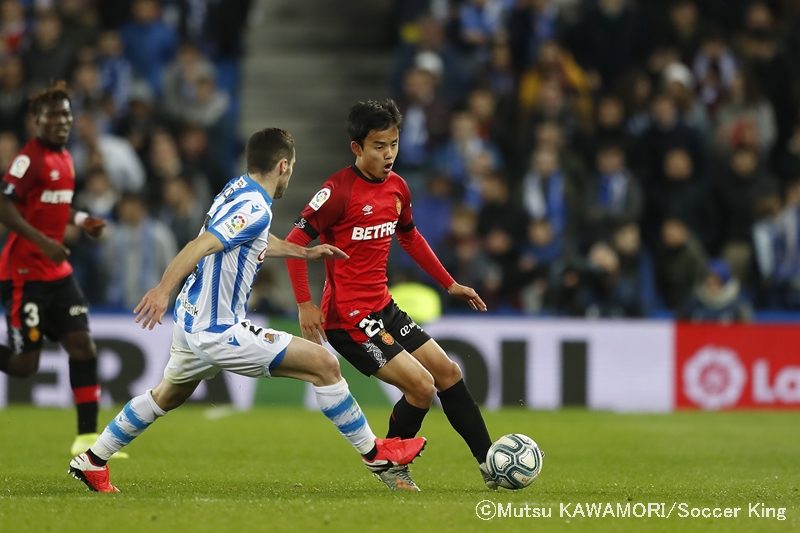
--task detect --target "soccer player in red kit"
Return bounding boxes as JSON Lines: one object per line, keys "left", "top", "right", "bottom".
{"left": 286, "top": 99, "right": 497, "bottom": 491}
{"left": 0, "top": 82, "right": 116, "bottom": 458}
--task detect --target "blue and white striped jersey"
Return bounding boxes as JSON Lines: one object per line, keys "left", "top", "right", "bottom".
{"left": 174, "top": 174, "right": 273, "bottom": 333}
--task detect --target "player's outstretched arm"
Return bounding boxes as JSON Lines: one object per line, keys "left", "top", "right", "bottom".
{"left": 266, "top": 233, "right": 348, "bottom": 260}
{"left": 447, "top": 282, "right": 488, "bottom": 312}
{"left": 134, "top": 231, "right": 224, "bottom": 329}
{"left": 0, "top": 194, "right": 69, "bottom": 263}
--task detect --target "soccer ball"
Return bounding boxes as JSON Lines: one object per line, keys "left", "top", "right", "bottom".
{"left": 485, "top": 433, "right": 543, "bottom": 490}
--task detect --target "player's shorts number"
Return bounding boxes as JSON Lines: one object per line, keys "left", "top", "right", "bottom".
{"left": 23, "top": 302, "right": 40, "bottom": 327}
{"left": 358, "top": 316, "right": 385, "bottom": 338}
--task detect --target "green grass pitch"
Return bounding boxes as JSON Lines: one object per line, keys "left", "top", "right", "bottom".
{"left": 0, "top": 406, "right": 797, "bottom": 533}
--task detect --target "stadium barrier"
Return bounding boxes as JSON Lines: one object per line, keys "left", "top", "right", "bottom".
{"left": 0, "top": 315, "right": 797, "bottom": 411}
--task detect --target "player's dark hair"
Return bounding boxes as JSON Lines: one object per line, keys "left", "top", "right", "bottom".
{"left": 28, "top": 80, "right": 71, "bottom": 116}
{"left": 246, "top": 128, "right": 294, "bottom": 174}
{"left": 347, "top": 99, "right": 403, "bottom": 146}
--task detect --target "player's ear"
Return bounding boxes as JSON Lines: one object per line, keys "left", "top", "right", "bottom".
{"left": 350, "top": 140, "right": 362, "bottom": 157}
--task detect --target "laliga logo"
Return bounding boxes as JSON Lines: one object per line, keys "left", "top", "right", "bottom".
{"left": 683, "top": 346, "right": 746, "bottom": 409}
{"left": 684, "top": 346, "right": 800, "bottom": 408}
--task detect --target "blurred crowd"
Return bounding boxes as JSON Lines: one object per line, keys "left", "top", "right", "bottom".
{"left": 0, "top": 0, "right": 251, "bottom": 309}
{"left": 3, "top": 0, "right": 800, "bottom": 323}
{"left": 386, "top": 0, "right": 800, "bottom": 321}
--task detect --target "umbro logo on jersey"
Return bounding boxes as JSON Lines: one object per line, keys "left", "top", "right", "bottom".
{"left": 50, "top": 170, "right": 60, "bottom": 181}
{"left": 227, "top": 336, "right": 241, "bottom": 347}
{"left": 251, "top": 204, "right": 262, "bottom": 213}
{"left": 362, "top": 205, "right": 373, "bottom": 215}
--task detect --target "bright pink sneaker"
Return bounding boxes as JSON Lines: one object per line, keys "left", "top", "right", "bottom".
{"left": 68, "top": 453, "right": 119, "bottom": 493}
{"left": 363, "top": 436, "right": 426, "bottom": 471}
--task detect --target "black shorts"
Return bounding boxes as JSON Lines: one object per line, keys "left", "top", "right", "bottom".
{"left": 0, "top": 275, "right": 90, "bottom": 354}
{"left": 326, "top": 299, "right": 432, "bottom": 376}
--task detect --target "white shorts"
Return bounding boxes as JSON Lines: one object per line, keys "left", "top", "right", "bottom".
{"left": 164, "top": 320, "right": 293, "bottom": 384}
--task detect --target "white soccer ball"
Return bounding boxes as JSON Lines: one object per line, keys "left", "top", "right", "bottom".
{"left": 485, "top": 433, "right": 543, "bottom": 490}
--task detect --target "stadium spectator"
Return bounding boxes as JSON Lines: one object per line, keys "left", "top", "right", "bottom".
{"left": 610, "top": 221, "right": 659, "bottom": 316}
{"left": 74, "top": 166, "right": 119, "bottom": 221}
{"left": 661, "top": 61, "right": 711, "bottom": 136}
{"left": 438, "top": 205, "right": 497, "bottom": 311}
{"left": 563, "top": 0, "right": 647, "bottom": 90}
{"left": 0, "top": 55, "right": 27, "bottom": 141}
{"left": 712, "top": 146, "right": 777, "bottom": 281}
{"left": 22, "top": 10, "right": 76, "bottom": 88}
{"left": 478, "top": 172, "right": 529, "bottom": 309}
{"left": 581, "top": 143, "right": 643, "bottom": 248}
{"left": 0, "top": 0, "right": 27, "bottom": 56}
{"left": 390, "top": 14, "right": 469, "bottom": 105}
{"left": 177, "top": 123, "right": 225, "bottom": 199}
{"left": 517, "top": 217, "right": 561, "bottom": 313}
{"left": 691, "top": 28, "right": 738, "bottom": 118}
{"left": 430, "top": 110, "right": 502, "bottom": 208}
{"left": 72, "top": 111, "right": 145, "bottom": 192}
{"left": 655, "top": 217, "right": 708, "bottom": 311}
{"left": 102, "top": 192, "right": 177, "bottom": 309}
{"left": 161, "top": 41, "right": 216, "bottom": 124}
{"left": 752, "top": 181, "right": 800, "bottom": 309}
{"left": 394, "top": 64, "right": 452, "bottom": 189}
{"left": 645, "top": 148, "right": 712, "bottom": 250}
{"left": 119, "top": 0, "right": 178, "bottom": 93}
{"left": 679, "top": 259, "right": 753, "bottom": 323}
{"left": 158, "top": 176, "right": 204, "bottom": 250}
{"left": 96, "top": 30, "right": 133, "bottom": 115}
{"left": 521, "top": 144, "right": 578, "bottom": 244}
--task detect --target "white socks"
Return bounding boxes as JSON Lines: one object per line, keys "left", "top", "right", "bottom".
{"left": 91, "top": 390, "right": 166, "bottom": 460}
{"left": 314, "top": 379, "right": 376, "bottom": 455}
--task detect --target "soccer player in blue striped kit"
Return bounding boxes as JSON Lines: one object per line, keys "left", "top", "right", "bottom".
{"left": 68, "top": 128, "right": 425, "bottom": 492}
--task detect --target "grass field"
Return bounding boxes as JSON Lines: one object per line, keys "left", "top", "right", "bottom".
{"left": 0, "top": 406, "right": 797, "bottom": 533}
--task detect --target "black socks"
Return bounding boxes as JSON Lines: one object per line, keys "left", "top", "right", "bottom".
{"left": 386, "top": 395, "right": 429, "bottom": 439}
{"left": 438, "top": 379, "right": 492, "bottom": 463}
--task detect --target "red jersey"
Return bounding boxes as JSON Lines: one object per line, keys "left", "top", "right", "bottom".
{"left": 288, "top": 165, "right": 455, "bottom": 329}
{"left": 0, "top": 138, "right": 75, "bottom": 281}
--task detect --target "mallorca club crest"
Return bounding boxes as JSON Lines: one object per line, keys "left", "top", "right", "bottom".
{"left": 379, "top": 329, "right": 395, "bottom": 346}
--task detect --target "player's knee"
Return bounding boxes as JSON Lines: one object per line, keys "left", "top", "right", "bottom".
{"left": 63, "top": 334, "right": 96, "bottom": 361}
{"left": 407, "top": 370, "right": 436, "bottom": 407}
{"left": 437, "top": 359, "right": 463, "bottom": 390}
{"left": 312, "top": 348, "right": 342, "bottom": 386}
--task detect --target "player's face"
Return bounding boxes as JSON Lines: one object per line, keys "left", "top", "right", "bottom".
{"left": 37, "top": 99, "right": 73, "bottom": 147}
{"left": 274, "top": 155, "right": 295, "bottom": 199}
{"left": 352, "top": 126, "right": 399, "bottom": 180}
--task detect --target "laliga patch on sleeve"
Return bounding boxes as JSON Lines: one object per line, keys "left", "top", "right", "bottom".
{"left": 9, "top": 155, "right": 31, "bottom": 178}
{"left": 222, "top": 213, "right": 250, "bottom": 238}
{"left": 308, "top": 187, "right": 331, "bottom": 211}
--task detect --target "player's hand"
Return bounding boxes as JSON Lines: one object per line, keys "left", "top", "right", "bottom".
{"left": 134, "top": 285, "right": 170, "bottom": 330}
{"left": 307, "top": 244, "right": 348, "bottom": 261}
{"left": 447, "top": 282, "right": 488, "bottom": 312}
{"left": 39, "top": 237, "right": 69, "bottom": 264}
{"left": 81, "top": 215, "right": 106, "bottom": 238}
{"left": 298, "top": 301, "right": 326, "bottom": 344}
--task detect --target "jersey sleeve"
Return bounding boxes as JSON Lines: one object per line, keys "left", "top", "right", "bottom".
{"left": 293, "top": 180, "right": 347, "bottom": 239}
{"left": 2, "top": 146, "right": 40, "bottom": 201}
{"left": 206, "top": 200, "right": 271, "bottom": 251}
{"left": 396, "top": 177, "right": 415, "bottom": 232}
